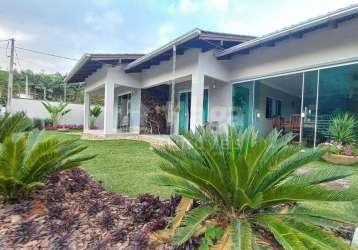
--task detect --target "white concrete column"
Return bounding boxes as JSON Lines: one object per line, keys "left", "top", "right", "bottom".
{"left": 83, "top": 91, "right": 90, "bottom": 131}
{"left": 190, "top": 72, "right": 205, "bottom": 131}
{"left": 130, "top": 88, "right": 141, "bottom": 134}
{"left": 104, "top": 82, "right": 115, "bottom": 135}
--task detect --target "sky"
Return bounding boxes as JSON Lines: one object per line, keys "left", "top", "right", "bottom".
{"left": 0, "top": 0, "right": 358, "bottom": 75}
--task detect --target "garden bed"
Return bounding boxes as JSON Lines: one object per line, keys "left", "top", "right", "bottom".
{"left": 0, "top": 168, "right": 183, "bottom": 249}
{"left": 0, "top": 167, "right": 355, "bottom": 249}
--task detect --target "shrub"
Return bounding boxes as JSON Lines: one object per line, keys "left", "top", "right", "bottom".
{"left": 0, "top": 130, "right": 95, "bottom": 202}
{"left": 152, "top": 127, "right": 358, "bottom": 249}
{"left": 326, "top": 113, "right": 358, "bottom": 145}
{"left": 0, "top": 112, "right": 32, "bottom": 143}
{"left": 32, "top": 118, "right": 43, "bottom": 128}
{"left": 42, "top": 101, "right": 71, "bottom": 127}
{"left": 90, "top": 105, "right": 102, "bottom": 129}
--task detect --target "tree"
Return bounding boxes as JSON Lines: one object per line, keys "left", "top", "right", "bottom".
{"left": 42, "top": 101, "right": 71, "bottom": 127}
{"left": 151, "top": 127, "right": 358, "bottom": 249}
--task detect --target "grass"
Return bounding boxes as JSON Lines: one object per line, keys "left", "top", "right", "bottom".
{"left": 45, "top": 131, "right": 172, "bottom": 198}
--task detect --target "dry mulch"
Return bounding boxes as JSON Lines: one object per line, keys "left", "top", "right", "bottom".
{"left": 0, "top": 168, "right": 355, "bottom": 249}
{"left": 0, "top": 168, "right": 182, "bottom": 250}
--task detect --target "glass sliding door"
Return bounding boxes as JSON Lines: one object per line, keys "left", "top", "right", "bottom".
{"left": 203, "top": 89, "right": 209, "bottom": 124}
{"left": 317, "top": 63, "right": 358, "bottom": 144}
{"left": 117, "top": 94, "right": 131, "bottom": 132}
{"left": 232, "top": 81, "right": 254, "bottom": 131}
{"left": 302, "top": 71, "right": 318, "bottom": 146}
{"left": 179, "top": 92, "right": 191, "bottom": 135}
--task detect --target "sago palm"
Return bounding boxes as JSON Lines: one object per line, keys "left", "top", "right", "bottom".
{"left": 42, "top": 101, "right": 71, "bottom": 127}
{"left": 0, "top": 112, "right": 32, "bottom": 143}
{"left": 0, "top": 130, "right": 94, "bottom": 202}
{"left": 152, "top": 127, "right": 358, "bottom": 249}
{"left": 326, "top": 113, "right": 357, "bottom": 145}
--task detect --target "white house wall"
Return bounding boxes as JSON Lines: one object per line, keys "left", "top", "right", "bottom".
{"left": 229, "top": 17, "right": 358, "bottom": 81}
{"left": 107, "top": 66, "right": 141, "bottom": 88}
{"left": 140, "top": 49, "right": 200, "bottom": 88}
{"left": 199, "top": 50, "right": 231, "bottom": 82}
{"left": 85, "top": 65, "right": 108, "bottom": 92}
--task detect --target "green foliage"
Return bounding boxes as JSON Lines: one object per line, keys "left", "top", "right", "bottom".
{"left": 326, "top": 113, "right": 358, "bottom": 145}
{"left": 0, "top": 69, "right": 84, "bottom": 104}
{"left": 199, "top": 224, "right": 224, "bottom": 250}
{"left": 154, "top": 127, "right": 358, "bottom": 249}
{"left": 0, "top": 112, "right": 32, "bottom": 143}
{"left": 0, "top": 130, "right": 95, "bottom": 202}
{"left": 42, "top": 101, "right": 71, "bottom": 127}
{"left": 90, "top": 104, "right": 102, "bottom": 128}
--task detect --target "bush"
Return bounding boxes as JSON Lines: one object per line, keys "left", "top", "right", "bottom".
{"left": 152, "top": 127, "right": 358, "bottom": 249}
{"left": 326, "top": 113, "right": 358, "bottom": 145}
{"left": 0, "top": 112, "right": 33, "bottom": 143}
{"left": 0, "top": 130, "right": 95, "bottom": 202}
{"left": 32, "top": 118, "right": 43, "bottom": 128}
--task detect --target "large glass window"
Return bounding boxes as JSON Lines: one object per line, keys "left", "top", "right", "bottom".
{"left": 231, "top": 62, "right": 358, "bottom": 147}
{"left": 232, "top": 81, "right": 254, "bottom": 131}
{"left": 317, "top": 64, "right": 358, "bottom": 143}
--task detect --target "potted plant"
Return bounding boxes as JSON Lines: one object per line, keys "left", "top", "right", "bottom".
{"left": 90, "top": 104, "right": 102, "bottom": 129}
{"left": 322, "top": 113, "right": 358, "bottom": 165}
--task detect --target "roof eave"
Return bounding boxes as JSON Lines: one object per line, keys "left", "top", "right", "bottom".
{"left": 64, "top": 54, "right": 91, "bottom": 83}
{"left": 125, "top": 28, "right": 202, "bottom": 70}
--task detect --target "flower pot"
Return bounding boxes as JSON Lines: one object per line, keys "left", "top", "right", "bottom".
{"left": 322, "top": 153, "right": 358, "bottom": 166}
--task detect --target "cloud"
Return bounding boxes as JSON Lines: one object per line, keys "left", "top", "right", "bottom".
{"left": 0, "top": 26, "right": 35, "bottom": 42}
{"left": 84, "top": 11, "right": 123, "bottom": 31}
{"left": 208, "top": 0, "right": 229, "bottom": 12}
{"left": 158, "top": 23, "right": 175, "bottom": 44}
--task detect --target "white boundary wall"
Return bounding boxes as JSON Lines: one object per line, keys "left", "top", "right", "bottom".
{"left": 9, "top": 98, "right": 88, "bottom": 125}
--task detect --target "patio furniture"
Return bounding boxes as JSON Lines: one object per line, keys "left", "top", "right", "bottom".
{"left": 121, "top": 115, "right": 129, "bottom": 132}
{"left": 272, "top": 116, "right": 283, "bottom": 131}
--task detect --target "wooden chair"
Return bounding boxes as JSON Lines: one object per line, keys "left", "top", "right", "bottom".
{"left": 272, "top": 116, "right": 283, "bottom": 131}
{"left": 289, "top": 114, "right": 301, "bottom": 133}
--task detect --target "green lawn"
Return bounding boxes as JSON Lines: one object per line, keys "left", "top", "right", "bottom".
{"left": 45, "top": 131, "right": 172, "bottom": 198}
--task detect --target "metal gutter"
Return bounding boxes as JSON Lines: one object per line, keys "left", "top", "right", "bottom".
{"left": 125, "top": 28, "right": 202, "bottom": 70}
{"left": 64, "top": 54, "right": 91, "bottom": 83}
{"left": 216, "top": 4, "right": 358, "bottom": 58}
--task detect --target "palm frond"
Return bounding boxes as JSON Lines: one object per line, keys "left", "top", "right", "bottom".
{"left": 173, "top": 205, "right": 215, "bottom": 245}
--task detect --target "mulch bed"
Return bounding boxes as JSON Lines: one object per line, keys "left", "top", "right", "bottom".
{"left": 0, "top": 168, "right": 355, "bottom": 249}
{"left": 0, "top": 168, "right": 184, "bottom": 250}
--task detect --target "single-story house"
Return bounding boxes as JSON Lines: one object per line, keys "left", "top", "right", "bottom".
{"left": 65, "top": 4, "right": 358, "bottom": 146}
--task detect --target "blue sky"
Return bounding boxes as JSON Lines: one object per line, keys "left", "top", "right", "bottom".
{"left": 0, "top": 0, "right": 358, "bottom": 74}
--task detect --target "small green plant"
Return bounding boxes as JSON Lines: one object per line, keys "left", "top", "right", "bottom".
{"left": 0, "top": 130, "right": 95, "bottom": 202}
{"left": 0, "top": 112, "right": 32, "bottom": 143}
{"left": 90, "top": 104, "right": 102, "bottom": 129}
{"left": 326, "top": 113, "right": 357, "bottom": 145}
{"left": 152, "top": 127, "right": 358, "bottom": 249}
{"left": 42, "top": 101, "right": 71, "bottom": 127}
{"left": 199, "top": 224, "right": 223, "bottom": 250}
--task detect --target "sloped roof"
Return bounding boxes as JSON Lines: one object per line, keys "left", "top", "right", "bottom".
{"left": 65, "top": 53, "right": 144, "bottom": 83}
{"left": 124, "top": 28, "right": 255, "bottom": 73}
{"left": 216, "top": 4, "right": 358, "bottom": 59}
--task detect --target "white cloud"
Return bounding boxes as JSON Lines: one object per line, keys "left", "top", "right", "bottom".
{"left": 208, "top": 0, "right": 229, "bottom": 12}
{"left": 84, "top": 10, "right": 122, "bottom": 31}
{"left": 158, "top": 23, "right": 175, "bottom": 44}
{"left": 0, "top": 26, "right": 35, "bottom": 42}
{"left": 178, "top": 0, "right": 201, "bottom": 13}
